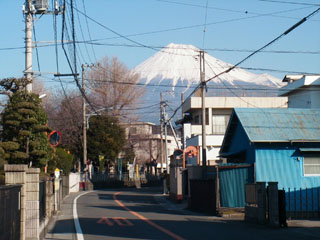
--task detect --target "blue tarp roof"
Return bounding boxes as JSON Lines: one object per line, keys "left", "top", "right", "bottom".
{"left": 234, "top": 108, "right": 320, "bottom": 142}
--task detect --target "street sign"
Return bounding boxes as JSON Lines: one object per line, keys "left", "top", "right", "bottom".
{"left": 48, "top": 130, "right": 61, "bottom": 147}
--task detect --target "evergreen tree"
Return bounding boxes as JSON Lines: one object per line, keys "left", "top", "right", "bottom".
{"left": 1, "top": 91, "right": 51, "bottom": 168}
{"left": 87, "top": 115, "right": 126, "bottom": 167}
{"left": 48, "top": 148, "right": 74, "bottom": 175}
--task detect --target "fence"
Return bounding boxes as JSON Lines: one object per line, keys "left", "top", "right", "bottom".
{"left": 39, "top": 180, "right": 46, "bottom": 222}
{"left": 0, "top": 185, "right": 21, "bottom": 240}
{"left": 189, "top": 179, "right": 216, "bottom": 215}
{"left": 284, "top": 187, "right": 320, "bottom": 219}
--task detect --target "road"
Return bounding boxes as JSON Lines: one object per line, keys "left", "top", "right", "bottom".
{"left": 75, "top": 187, "right": 319, "bottom": 240}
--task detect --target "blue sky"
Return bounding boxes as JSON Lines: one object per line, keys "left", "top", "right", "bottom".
{"left": 0, "top": 0, "right": 319, "bottom": 91}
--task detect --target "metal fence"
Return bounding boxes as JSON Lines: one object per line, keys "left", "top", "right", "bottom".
{"left": 0, "top": 185, "right": 21, "bottom": 240}
{"left": 284, "top": 187, "right": 320, "bottom": 219}
{"left": 39, "top": 180, "right": 46, "bottom": 221}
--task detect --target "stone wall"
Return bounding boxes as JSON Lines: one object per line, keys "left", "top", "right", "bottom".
{"left": 5, "top": 164, "right": 28, "bottom": 240}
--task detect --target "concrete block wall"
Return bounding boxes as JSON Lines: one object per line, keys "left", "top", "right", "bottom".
{"left": 187, "top": 166, "right": 203, "bottom": 198}
{"left": 5, "top": 165, "right": 41, "bottom": 240}
{"left": 169, "top": 167, "right": 183, "bottom": 202}
{"left": 26, "top": 168, "right": 40, "bottom": 240}
{"left": 5, "top": 164, "right": 28, "bottom": 240}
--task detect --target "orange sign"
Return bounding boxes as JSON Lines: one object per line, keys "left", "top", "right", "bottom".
{"left": 185, "top": 146, "right": 198, "bottom": 157}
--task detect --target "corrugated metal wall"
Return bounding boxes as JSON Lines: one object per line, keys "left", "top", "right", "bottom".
{"left": 256, "top": 148, "right": 320, "bottom": 214}
{"left": 219, "top": 164, "right": 254, "bottom": 208}
{"left": 255, "top": 149, "right": 320, "bottom": 190}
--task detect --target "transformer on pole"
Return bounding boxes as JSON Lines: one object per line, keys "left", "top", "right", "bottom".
{"left": 22, "top": 0, "right": 62, "bottom": 92}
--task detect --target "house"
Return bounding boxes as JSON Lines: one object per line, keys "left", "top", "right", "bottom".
{"left": 180, "top": 96, "right": 288, "bottom": 166}
{"left": 122, "top": 122, "right": 180, "bottom": 172}
{"left": 220, "top": 108, "right": 320, "bottom": 212}
{"left": 279, "top": 74, "right": 320, "bottom": 108}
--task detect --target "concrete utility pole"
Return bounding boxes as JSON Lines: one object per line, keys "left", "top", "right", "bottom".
{"left": 23, "top": 1, "right": 62, "bottom": 92}
{"left": 82, "top": 64, "right": 87, "bottom": 169}
{"left": 25, "top": 0, "right": 33, "bottom": 92}
{"left": 200, "top": 50, "right": 207, "bottom": 173}
{"left": 164, "top": 114, "right": 169, "bottom": 173}
{"left": 160, "top": 93, "right": 164, "bottom": 173}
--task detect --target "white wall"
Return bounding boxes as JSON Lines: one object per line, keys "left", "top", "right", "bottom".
{"left": 69, "top": 173, "right": 80, "bottom": 192}
{"left": 186, "top": 135, "right": 224, "bottom": 164}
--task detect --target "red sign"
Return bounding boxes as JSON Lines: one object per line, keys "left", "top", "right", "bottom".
{"left": 48, "top": 130, "right": 61, "bottom": 147}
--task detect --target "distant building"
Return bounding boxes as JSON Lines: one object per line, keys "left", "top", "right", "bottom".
{"left": 180, "top": 96, "right": 288, "bottom": 166}
{"left": 279, "top": 74, "right": 320, "bottom": 108}
{"left": 122, "top": 122, "right": 180, "bottom": 172}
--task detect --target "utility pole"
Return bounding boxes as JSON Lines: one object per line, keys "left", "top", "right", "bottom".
{"left": 160, "top": 93, "right": 164, "bottom": 173}
{"left": 164, "top": 114, "right": 169, "bottom": 173}
{"left": 82, "top": 64, "right": 87, "bottom": 170}
{"left": 200, "top": 50, "right": 207, "bottom": 175}
{"left": 23, "top": 1, "right": 62, "bottom": 92}
{"left": 25, "top": 0, "right": 33, "bottom": 92}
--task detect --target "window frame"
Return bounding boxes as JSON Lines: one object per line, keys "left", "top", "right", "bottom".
{"left": 303, "top": 154, "right": 320, "bottom": 177}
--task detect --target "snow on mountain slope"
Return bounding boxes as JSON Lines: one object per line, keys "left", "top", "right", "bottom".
{"left": 133, "top": 43, "right": 283, "bottom": 89}
{"left": 132, "top": 43, "right": 284, "bottom": 123}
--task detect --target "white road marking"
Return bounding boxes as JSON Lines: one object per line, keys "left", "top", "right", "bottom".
{"left": 73, "top": 191, "right": 93, "bottom": 240}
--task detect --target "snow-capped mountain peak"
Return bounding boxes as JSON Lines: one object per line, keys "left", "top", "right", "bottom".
{"left": 133, "top": 43, "right": 283, "bottom": 89}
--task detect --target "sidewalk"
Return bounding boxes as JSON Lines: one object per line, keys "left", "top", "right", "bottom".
{"left": 153, "top": 193, "right": 320, "bottom": 237}
{"left": 44, "top": 192, "right": 81, "bottom": 240}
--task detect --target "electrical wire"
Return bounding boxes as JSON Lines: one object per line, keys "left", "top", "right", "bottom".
{"left": 81, "top": 0, "right": 98, "bottom": 62}
{"left": 205, "top": 7, "right": 320, "bottom": 84}
{"left": 64, "top": 0, "right": 199, "bottom": 57}
{"left": 2, "top": 42, "right": 319, "bottom": 56}
{"left": 202, "top": 0, "right": 209, "bottom": 50}
{"left": 167, "top": 7, "right": 320, "bottom": 121}
{"left": 32, "top": 19, "right": 41, "bottom": 74}
{"left": 74, "top": 0, "right": 92, "bottom": 64}
{"left": 61, "top": 0, "right": 97, "bottom": 114}
{"left": 258, "top": 0, "right": 320, "bottom": 6}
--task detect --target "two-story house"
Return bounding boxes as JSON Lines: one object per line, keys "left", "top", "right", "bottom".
{"left": 180, "top": 96, "right": 288, "bottom": 166}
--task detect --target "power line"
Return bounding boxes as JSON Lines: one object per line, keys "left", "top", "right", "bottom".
{"left": 43, "top": 74, "right": 320, "bottom": 92}
{"left": 2, "top": 42, "right": 319, "bottom": 56}
{"left": 258, "top": 0, "right": 320, "bottom": 6}
{"left": 202, "top": 0, "right": 209, "bottom": 49}
{"left": 61, "top": 0, "right": 97, "bottom": 114}
{"left": 167, "top": 7, "right": 320, "bottom": 121}
{"left": 64, "top": 0, "right": 166, "bottom": 53}
{"left": 205, "top": 7, "right": 320, "bottom": 84}
{"left": 81, "top": 0, "right": 97, "bottom": 62}
{"left": 32, "top": 19, "right": 41, "bottom": 74}
{"left": 74, "top": 0, "right": 92, "bottom": 64}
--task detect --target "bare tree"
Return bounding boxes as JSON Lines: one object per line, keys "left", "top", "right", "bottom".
{"left": 46, "top": 90, "right": 83, "bottom": 155}
{"left": 86, "top": 56, "right": 145, "bottom": 120}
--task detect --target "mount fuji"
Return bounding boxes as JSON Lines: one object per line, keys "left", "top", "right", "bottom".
{"left": 132, "top": 43, "right": 284, "bottom": 123}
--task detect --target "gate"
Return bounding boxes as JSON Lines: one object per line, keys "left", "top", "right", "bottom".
{"left": 0, "top": 185, "right": 21, "bottom": 240}
{"left": 219, "top": 164, "right": 254, "bottom": 208}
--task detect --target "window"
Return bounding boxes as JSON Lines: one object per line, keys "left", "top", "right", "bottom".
{"left": 212, "top": 115, "right": 230, "bottom": 135}
{"left": 191, "top": 109, "right": 209, "bottom": 125}
{"left": 304, "top": 155, "right": 320, "bottom": 176}
{"left": 129, "top": 127, "right": 137, "bottom": 134}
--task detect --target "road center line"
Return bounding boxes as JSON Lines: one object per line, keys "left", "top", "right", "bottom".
{"left": 113, "top": 192, "right": 185, "bottom": 240}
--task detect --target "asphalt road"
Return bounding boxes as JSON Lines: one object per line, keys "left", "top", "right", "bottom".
{"left": 75, "top": 187, "right": 320, "bottom": 240}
